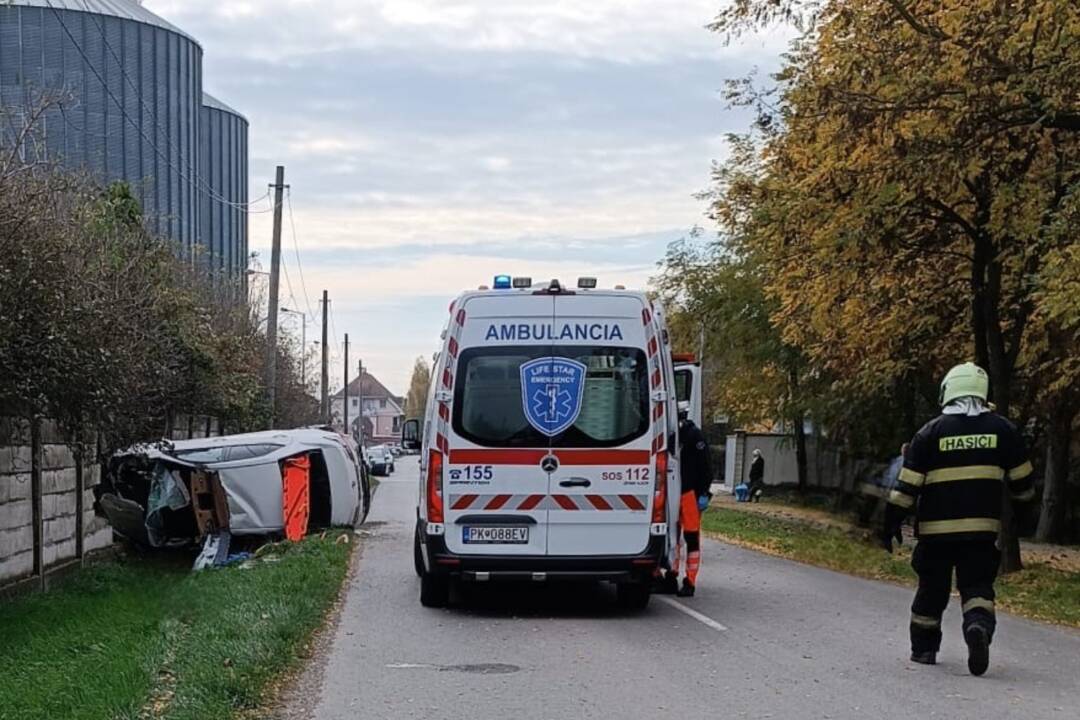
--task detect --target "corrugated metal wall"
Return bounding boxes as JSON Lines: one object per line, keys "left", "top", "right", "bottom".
{"left": 199, "top": 100, "right": 249, "bottom": 280}
{"left": 0, "top": 4, "right": 204, "bottom": 252}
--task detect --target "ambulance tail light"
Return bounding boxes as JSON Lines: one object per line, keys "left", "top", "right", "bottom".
{"left": 427, "top": 449, "right": 445, "bottom": 523}
{"left": 652, "top": 451, "right": 668, "bottom": 523}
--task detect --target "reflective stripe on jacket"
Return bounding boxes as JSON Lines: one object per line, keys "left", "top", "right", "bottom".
{"left": 888, "top": 411, "right": 1033, "bottom": 541}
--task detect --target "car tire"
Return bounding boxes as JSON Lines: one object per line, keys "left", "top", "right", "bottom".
{"left": 616, "top": 582, "right": 651, "bottom": 611}
{"left": 420, "top": 571, "right": 450, "bottom": 608}
{"left": 413, "top": 529, "right": 425, "bottom": 577}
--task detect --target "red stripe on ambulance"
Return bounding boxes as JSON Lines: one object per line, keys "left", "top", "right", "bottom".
{"left": 517, "top": 494, "right": 544, "bottom": 511}
{"left": 452, "top": 494, "right": 478, "bottom": 510}
{"left": 484, "top": 494, "right": 512, "bottom": 510}
{"left": 448, "top": 449, "right": 650, "bottom": 466}
{"left": 586, "top": 495, "right": 612, "bottom": 511}
{"left": 553, "top": 495, "right": 579, "bottom": 511}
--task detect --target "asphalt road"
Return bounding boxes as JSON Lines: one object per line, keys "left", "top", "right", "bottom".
{"left": 295, "top": 456, "right": 1080, "bottom": 720}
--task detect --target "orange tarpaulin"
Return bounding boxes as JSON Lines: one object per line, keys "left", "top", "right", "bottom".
{"left": 282, "top": 454, "right": 311, "bottom": 542}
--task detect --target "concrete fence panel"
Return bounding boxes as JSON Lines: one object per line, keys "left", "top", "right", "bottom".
{"left": 0, "top": 417, "right": 112, "bottom": 590}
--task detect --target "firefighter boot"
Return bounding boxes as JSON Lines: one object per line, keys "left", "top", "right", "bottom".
{"left": 965, "top": 625, "right": 990, "bottom": 676}
{"left": 910, "top": 651, "right": 936, "bottom": 665}
{"left": 677, "top": 578, "right": 695, "bottom": 597}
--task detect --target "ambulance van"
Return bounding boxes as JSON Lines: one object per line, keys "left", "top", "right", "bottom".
{"left": 402, "top": 276, "right": 683, "bottom": 609}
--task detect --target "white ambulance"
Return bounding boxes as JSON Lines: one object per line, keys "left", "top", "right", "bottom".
{"left": 402, "top": 276, "right": 685, "bottom": 609}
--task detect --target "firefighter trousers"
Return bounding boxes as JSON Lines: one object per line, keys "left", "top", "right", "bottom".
{"left": 910, "top": 540, "right": 999, "bottom": 654}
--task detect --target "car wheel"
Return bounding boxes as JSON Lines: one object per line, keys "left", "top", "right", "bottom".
{"left": 616, "top": 582, "right": 651, "bottom": 611}
{"left": 413, "top": 529, "right": 425, "bottom": 577}
{"left": 420, "top": 571, "right": 450, "bottom": 608}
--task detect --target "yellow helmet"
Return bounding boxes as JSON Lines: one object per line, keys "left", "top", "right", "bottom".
{"left": 939, "top": 362, "right": 989, "bottom": 406}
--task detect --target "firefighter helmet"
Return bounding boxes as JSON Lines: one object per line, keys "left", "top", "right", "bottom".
{"left": 939, "top": 362, "right": 989, "bottom": 406}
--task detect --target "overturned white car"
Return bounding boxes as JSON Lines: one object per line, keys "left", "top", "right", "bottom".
{"left": 98, "top": 428, "right": 370, "bottom": 549}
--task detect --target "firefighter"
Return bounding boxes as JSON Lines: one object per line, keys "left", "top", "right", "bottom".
{"left": 657, "top": 401, "right": 713, "bottom": 597}
{"left": 882, "top": 362, "right": 1034, "bottom": 676}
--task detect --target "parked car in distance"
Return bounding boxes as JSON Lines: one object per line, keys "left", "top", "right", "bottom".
{"left": 365, "top": 445, "right": 395, "bottom": 476}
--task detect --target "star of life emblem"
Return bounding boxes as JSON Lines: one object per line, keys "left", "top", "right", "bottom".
{"left": 519, "top": 357, "right": 588, "bottom": 437}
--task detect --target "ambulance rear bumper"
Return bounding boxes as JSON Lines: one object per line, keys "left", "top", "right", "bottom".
{"left": 420, "top": 524, "right": 664, "bottom": 583}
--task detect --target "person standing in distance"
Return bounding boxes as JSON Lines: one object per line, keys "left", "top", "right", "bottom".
{"left": 882, "top": 362, "right": 1034, "bottom": 676}
{"left": 747, "top": 449, "right": 765, "bottom": 502}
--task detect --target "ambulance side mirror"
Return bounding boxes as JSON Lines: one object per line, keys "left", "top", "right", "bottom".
{"left": 402, "top": 419, "right": 421, "bottom": 450}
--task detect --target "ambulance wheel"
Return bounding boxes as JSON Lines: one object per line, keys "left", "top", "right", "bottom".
{"left": 616, "top": 581, "right": 651, "bottom": 610}
{"left": 420, "top": 571, "right": 450, "bottom": 608}
{"left": 413, "top": 530, "right": 424, "bottom": 577}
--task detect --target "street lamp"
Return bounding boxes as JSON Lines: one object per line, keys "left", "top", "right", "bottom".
{"left": 280, "top": 307, "right": 307, "bottom": 387}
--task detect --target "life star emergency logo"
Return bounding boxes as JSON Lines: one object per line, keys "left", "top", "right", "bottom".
{"left": 520, "top": 357, "right": 588, "bottom": 437}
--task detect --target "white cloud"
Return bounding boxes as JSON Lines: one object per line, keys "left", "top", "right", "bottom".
{"left": 250, "top": 190, "right": 705, "bottom": 253}
{"left": 147, "top": 1, "right": 791, "bottom": 64}
{"left": 481, "top": 156, "right": 511, "bottom": 172}
{"left": 284, "top": 133, "right": 378, "bottom": 156}
{"left": 135, "top": 1, "right": 783, "bottom": 392}
{"left": 311, "top": 252, "right": 655, "bottom": 301}
{"left": 287, "top": 251, "right": 661, "bottom": 392}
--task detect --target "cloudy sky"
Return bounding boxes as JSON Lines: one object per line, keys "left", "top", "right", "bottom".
{"left": 145, "top": 0, "right": 788, "bottom": 395}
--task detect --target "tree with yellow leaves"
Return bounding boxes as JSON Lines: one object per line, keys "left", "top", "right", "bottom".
{"left": 706, "top": 0, "right": 1080, "bottom": 565}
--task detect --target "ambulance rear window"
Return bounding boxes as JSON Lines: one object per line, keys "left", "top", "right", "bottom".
{"left": 453, "top": 346, "right": 649, "bottom": 447}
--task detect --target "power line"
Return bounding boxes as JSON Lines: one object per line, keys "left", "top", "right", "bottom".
{"left": 328, "top": 300, "right": 343, "bottom": 368}
{"left": 280, "top": 251, "right": 300, "bottom": 315}
{"left": 45, "top": 1, "right": 264, "bottom": 213}
{"left": 285, "top": 188, "right": 317, "bottom": 322}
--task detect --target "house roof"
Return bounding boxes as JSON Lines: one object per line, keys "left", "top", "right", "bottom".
{"left": 332, "top": 371, "right": 397, "bottom": 401}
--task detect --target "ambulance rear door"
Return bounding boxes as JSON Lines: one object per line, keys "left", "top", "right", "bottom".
{"left": 441, "top": 294, "right": 553, "bottom": 556}
{"left": 674, "top": 362, "right": 702, "bottom": 426}
{"left": 544, "top": 293, "right": 655, "bottom": 557}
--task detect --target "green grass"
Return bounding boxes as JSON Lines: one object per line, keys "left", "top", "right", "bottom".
{"left": 703, "top": 507, "right": 1080, "bottom": 628}
{"left": 0, "top": 534, "right": 353, "bottom": 720}
{"left": 702, "top": 507, "right": 917, "bottom": 582}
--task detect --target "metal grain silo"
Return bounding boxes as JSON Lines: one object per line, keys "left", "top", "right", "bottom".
{"left": 0, "top": 0, "right": 202, "bottom": 248}
{"left": 199, "top": 92, "right": 249, "bottom": 280}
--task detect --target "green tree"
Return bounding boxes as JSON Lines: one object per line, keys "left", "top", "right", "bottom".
{"left": 656, "top": 232, "right": 820, "bottom": 491}
{"left": 0, "top": 99, "right": 312, "bottom": 452}
{"left": 708, "top": 0, "right": 1080, "bottom": 563}
{"left": 404, "top": 356, "right": 432, "bottom": 421}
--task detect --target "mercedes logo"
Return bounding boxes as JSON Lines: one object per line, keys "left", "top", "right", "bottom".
{"left": 540, "top": 454, "right": 559, "bottom": 473}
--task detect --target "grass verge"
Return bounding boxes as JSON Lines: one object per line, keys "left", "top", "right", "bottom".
{"left": 0, "top": 533, "right": 353, "bottom": 720}
{"left": 702, "top": 507, "right": 1080, "bottom": 628}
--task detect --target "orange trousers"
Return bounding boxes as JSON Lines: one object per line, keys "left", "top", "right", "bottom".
{"left": 672, "top": 491, "right": 701, "bottom": 585}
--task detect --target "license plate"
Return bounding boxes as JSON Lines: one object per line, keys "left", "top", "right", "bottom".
{"left": 463, "top": 526, "right": 529, "bottom": 544}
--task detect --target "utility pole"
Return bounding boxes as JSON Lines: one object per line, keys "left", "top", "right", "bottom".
{"left": 357, "top": 358, "right": 364, "bottom": 446}
{"left": 320, "top": 290, "right": 330, "bottom": 423}
{"left": 343, "top": 334, "right": 350, "bottom": 435}
{"left": 265, "top": 166, "right": 286, "bottom": 428}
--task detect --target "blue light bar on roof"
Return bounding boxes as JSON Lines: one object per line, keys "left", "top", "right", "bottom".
{"left": 493, "top": 274, "right": 512, "bottom": 289}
